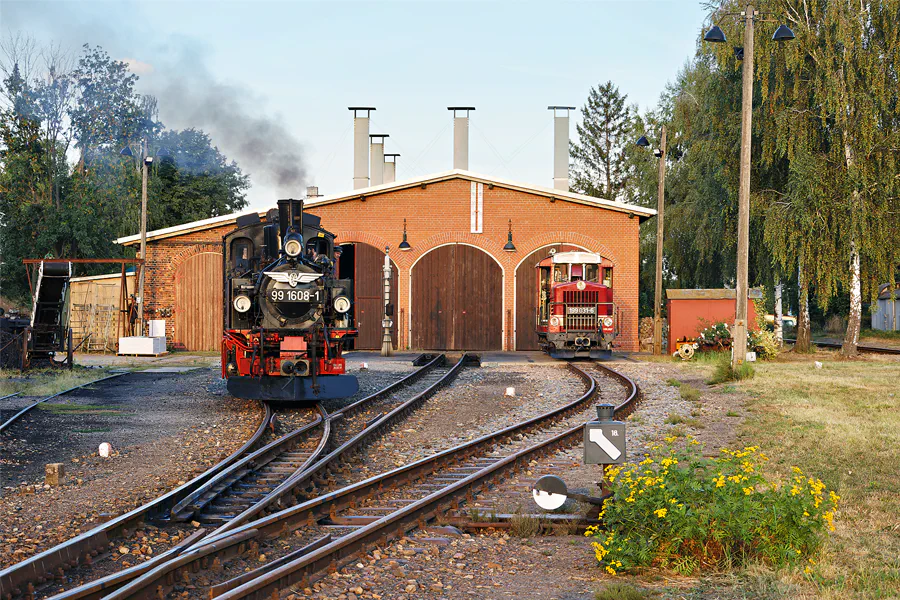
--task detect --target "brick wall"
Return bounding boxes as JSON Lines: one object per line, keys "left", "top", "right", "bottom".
{"left": 139, "top": 176, "right": 642, "bottom": 352}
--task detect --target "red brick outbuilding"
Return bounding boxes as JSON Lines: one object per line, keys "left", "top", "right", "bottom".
{"left": 116, "top": 169, "right": 655, "bottom": 353}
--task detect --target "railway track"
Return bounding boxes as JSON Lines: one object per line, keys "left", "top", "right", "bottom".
{"left": 0, "top": 354, "right": 468, "bottom": 600}
{"left": 0, "top": 373, "right": 130, "bottom": 434}
{"left": 88, "top": 362, "right": 639, "bottom": 600}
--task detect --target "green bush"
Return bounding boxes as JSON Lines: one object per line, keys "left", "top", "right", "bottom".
{"left": 750, "top": 329, "right": 780, "bottom": 360}
{"left": 709, "top": 357, "right": 755, "bottom": 384}
{"left": 586, "top": 440, "right": 839, "bottom": 576}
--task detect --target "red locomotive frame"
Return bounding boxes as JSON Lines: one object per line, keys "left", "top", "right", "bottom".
{"left": 535, "top": 250, "right": 617, "bottom": 359}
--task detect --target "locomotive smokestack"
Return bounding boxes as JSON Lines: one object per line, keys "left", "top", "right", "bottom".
{"left": 549, "top": 106, "right": 575, "bottom": 191}
{"left": 369, "top": 134, "right": 388, "bottom": 186}
{"left": 384, "top": 153, "right": 399, "bottom": 184}
{"left": 349, "top": 107, "right": 375, "bottom": 189}
{"left": 448, "top": 107, "right": 474, "bottom": 170}
{"left": 277, "top": 198, "right": 304, "bottom": 241}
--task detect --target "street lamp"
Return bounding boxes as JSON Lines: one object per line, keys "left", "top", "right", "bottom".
{"left": 705, "top": 4, "right": 795, "bottom": 370}
{"left": 636, "top": 127, "right": 667, "bottom": 355}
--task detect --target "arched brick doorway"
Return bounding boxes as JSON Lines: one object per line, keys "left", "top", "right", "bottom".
{"left": 174, "top": 252, "right": 223, "bottom": 351}
{"left": 514, "top": 244, "right": 586, "bottom": 350}
{"left": 410, "top": 244, "right": 502, "bottom": 350}
{"left": 339, "top": 242, "right": 398, "bottom": 350}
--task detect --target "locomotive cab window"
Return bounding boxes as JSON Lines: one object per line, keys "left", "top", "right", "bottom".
{"left": 585, "top": 264, "right": 600, "bottom": 283}
{"left": 231, "top": 238, "right": 254, "bottom": 272}
{"left": 602, "top": 268, "right": 613, "bottom": 288}
{"left": 305, "top": 238, "right": 330, "bottom": 260}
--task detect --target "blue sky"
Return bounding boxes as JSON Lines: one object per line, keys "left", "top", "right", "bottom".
{"left": 2, "top": 0, "right": 709, "bottom": 211}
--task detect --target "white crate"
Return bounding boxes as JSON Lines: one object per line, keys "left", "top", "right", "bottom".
{"left": 148, "top": 319, "right": 166, "bottom": 338}
{"left": 118, "top": 336, "right": 167, "bottom": 356}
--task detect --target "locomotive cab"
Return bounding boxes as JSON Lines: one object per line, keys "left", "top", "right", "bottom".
{"left": 535, "top": 250, "right": 617, "bottom": 359}
{"left": 221, "top": 199, "right": 359, "bottom": 403}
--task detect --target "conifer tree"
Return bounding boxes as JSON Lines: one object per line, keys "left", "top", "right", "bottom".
{"left": 570, "top": 81, "right": 634, "bottom": 200}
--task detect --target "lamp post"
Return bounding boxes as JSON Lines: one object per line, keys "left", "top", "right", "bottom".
{"left": 120, "top": 140, "right": 169, "bottom": 337}
{"left": 381, "top": 247, "right": 393, "bottom": 357}
{"left": 705, "top": 4, "right": 794, "bottom": 370}
{"left": 636, "top": 128, "right": 667, "bottom": 355}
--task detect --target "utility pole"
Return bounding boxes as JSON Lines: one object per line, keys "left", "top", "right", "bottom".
{"left": 381, "top": 247, "right": 393, "bottom": 356}
{"left": 138, "top": 137, "right": 149, "bottom": 337}
{"left": 653, "top": 126, "right": 667, "bottom": 355}
{"left": 732, "top": 3, "right": 755, "bottom": 370}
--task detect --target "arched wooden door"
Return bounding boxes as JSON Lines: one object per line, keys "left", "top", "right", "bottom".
{"left": 411, "top": 244, "right": 502, "bottom": 350}
{"left": 349, "top": 243, "right": 398, "bottom": 350}
{"left": 515, "top": 244, "right": 584, "bottom": 350}
{"left": 175, "top": 252, "right": 223, "bottom": 351}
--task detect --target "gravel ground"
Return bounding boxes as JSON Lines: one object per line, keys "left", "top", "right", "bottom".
{"left": 0, "top": 368, "right": 263, "bottom": 569}
{"left": 0, "top": 365, "right": 417, "bottom": 572}
{"left": 347, "top": 364, "right": 585, "bottom": 484}
{"left": 301, "top": 358, "right": 745, "bottom": 600}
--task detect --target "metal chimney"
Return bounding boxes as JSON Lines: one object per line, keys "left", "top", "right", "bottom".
{"left": 349, "top": 107, "right": 375, "bottom": 189}
{"left": 448, "top": 107, "right": 474, "bottom": 170}
{"left": 369, "top": 134, "right": 388, "bottom": 186}
{"left": 549, "top": 106, "right": 575, "bottom": 191}
{"left": 384, "top": 153, "right": 400, "bottom": 184}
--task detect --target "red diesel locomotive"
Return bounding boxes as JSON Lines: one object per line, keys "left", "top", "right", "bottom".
{"left": 535, "top": 250, "right": 617, "bottom": 359}
{"left": 222, "top": 199, "right": 359, "bottom": 403}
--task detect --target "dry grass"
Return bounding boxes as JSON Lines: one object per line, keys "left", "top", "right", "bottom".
{"left": 0, "top": 368, "right": 111, "bottom": 397}
{"left": 665, "top": 351, "right": 900, "bottom": 597}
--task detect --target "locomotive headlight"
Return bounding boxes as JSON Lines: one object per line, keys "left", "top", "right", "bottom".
{"left": 233, "top": 295, "right": 252, "bottom": 313}
{"left": 333, "top": 296, "right": 351, "bottom": 314}
{"left": 602, "top": 317, "right": 613, "bottom": 327}
{"left": 283, "top": 232, "right": 303, "bottom": 258}
{"left": 550, "top": 316, "right": 561, "bottom": 327}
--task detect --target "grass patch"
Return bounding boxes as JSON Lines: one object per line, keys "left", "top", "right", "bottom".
{"left": 595, "top": 583, "right": 650, "bottom": 600}
{"left": 680, "top": 385, "right": 701, "bottom": 402}
{"left": 666, "top": 378, "right": 682, "bottom": 388}
{"left": 709, "top": 358, "right": 755, "bottom": 385}
{"left": 73, "top": 427, "right": 111, "bottom": 434}
{"left": 736, "top": 356, "right": 900, "bottom": 597}
{"left": 0, "top": 368, "right": 111, "bottom": 397}
{"left": 664, "top": 413, "right": 705, "bottom": 429}
{"left": 725, "top": 410, "right": 740, "bottom": 417}
{"left": 509, "top": 512, "right": 548, "bottom": 537}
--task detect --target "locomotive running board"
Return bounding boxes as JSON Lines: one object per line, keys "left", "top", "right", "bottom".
{"left": 227, "top": 374, "right": 359, "bottom": 402}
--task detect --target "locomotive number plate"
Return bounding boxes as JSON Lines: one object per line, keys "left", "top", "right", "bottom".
{"left": 567, "top": 306, "right": 596, "bottom": 314}
{"left": 269, "top": 289, "right": 323, "bottom": 303}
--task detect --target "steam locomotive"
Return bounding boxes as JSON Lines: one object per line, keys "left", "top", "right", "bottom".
{"left": 535, "top": 250, "right": 617, "bottom": 359}
{"left": 222, "top": 199, "right": 359, "bottom": 403}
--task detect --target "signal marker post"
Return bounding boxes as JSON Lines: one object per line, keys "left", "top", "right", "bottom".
{"left": 584, "top": 403, "right": 626, "bottom": 465}
{"left": 531, "top": 403, "right": 625, "bottom": 512}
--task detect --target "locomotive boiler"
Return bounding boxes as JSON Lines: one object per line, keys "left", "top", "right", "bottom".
{"left": 535, "top": 250, "right": 617, "bottom": 359}
{"left": 222, "top": 198, "right": 358, "bottom": 403}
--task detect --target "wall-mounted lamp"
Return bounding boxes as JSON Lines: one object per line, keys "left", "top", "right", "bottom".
{"left": 398, "top": 218, "right": 411, "bottom": 251}
{"left": 503, "top": 220, "right": 516, "bottom": 252}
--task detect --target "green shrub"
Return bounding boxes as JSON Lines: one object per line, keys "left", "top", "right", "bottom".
{"left": 698, "top": 322, "right": 732, "bottom": 351}
{"left": 586, "top": 440, "right": 839, "bottom": 576}
{"left": 750, "top": 329, "right": 780, "bottom": 360}
{"left": 709, "top": 358, "right": 755, "bottom": 384}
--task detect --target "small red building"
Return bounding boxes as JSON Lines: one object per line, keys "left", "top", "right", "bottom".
{"left": 666, "top": 289, "right": 762, "bottom": 354}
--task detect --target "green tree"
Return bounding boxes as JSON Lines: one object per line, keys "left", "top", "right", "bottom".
{"left": 570, "top": 81, "right": 634, "bottom": 199}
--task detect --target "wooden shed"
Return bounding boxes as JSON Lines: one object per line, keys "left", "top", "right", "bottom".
{"left": 666, "top": 288, "right": 762, "bottom": 355}
{"left": 69, "top": 272, "right": 135, "bottom": 353}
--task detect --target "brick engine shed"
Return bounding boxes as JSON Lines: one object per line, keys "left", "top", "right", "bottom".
{"left": 116, "top": 109, "right": 656, "bottom": 353}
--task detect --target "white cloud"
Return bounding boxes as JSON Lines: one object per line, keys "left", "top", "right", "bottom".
{"left": 122, "top": 58, "right": 154, "bottom": 75}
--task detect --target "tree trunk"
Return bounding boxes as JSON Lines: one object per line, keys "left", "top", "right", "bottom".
{"left": 796, "top": 253, "right": 812, "bottom": 352}
{"left": 842, "top": 241, "right": 861, "bottom": 356}
{"left": 774, "top": 277, "right": 784, "bottom": 346}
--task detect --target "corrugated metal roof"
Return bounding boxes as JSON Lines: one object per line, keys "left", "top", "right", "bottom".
{"left": 115, "top": 169, "right": 657, "bottom": 246}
